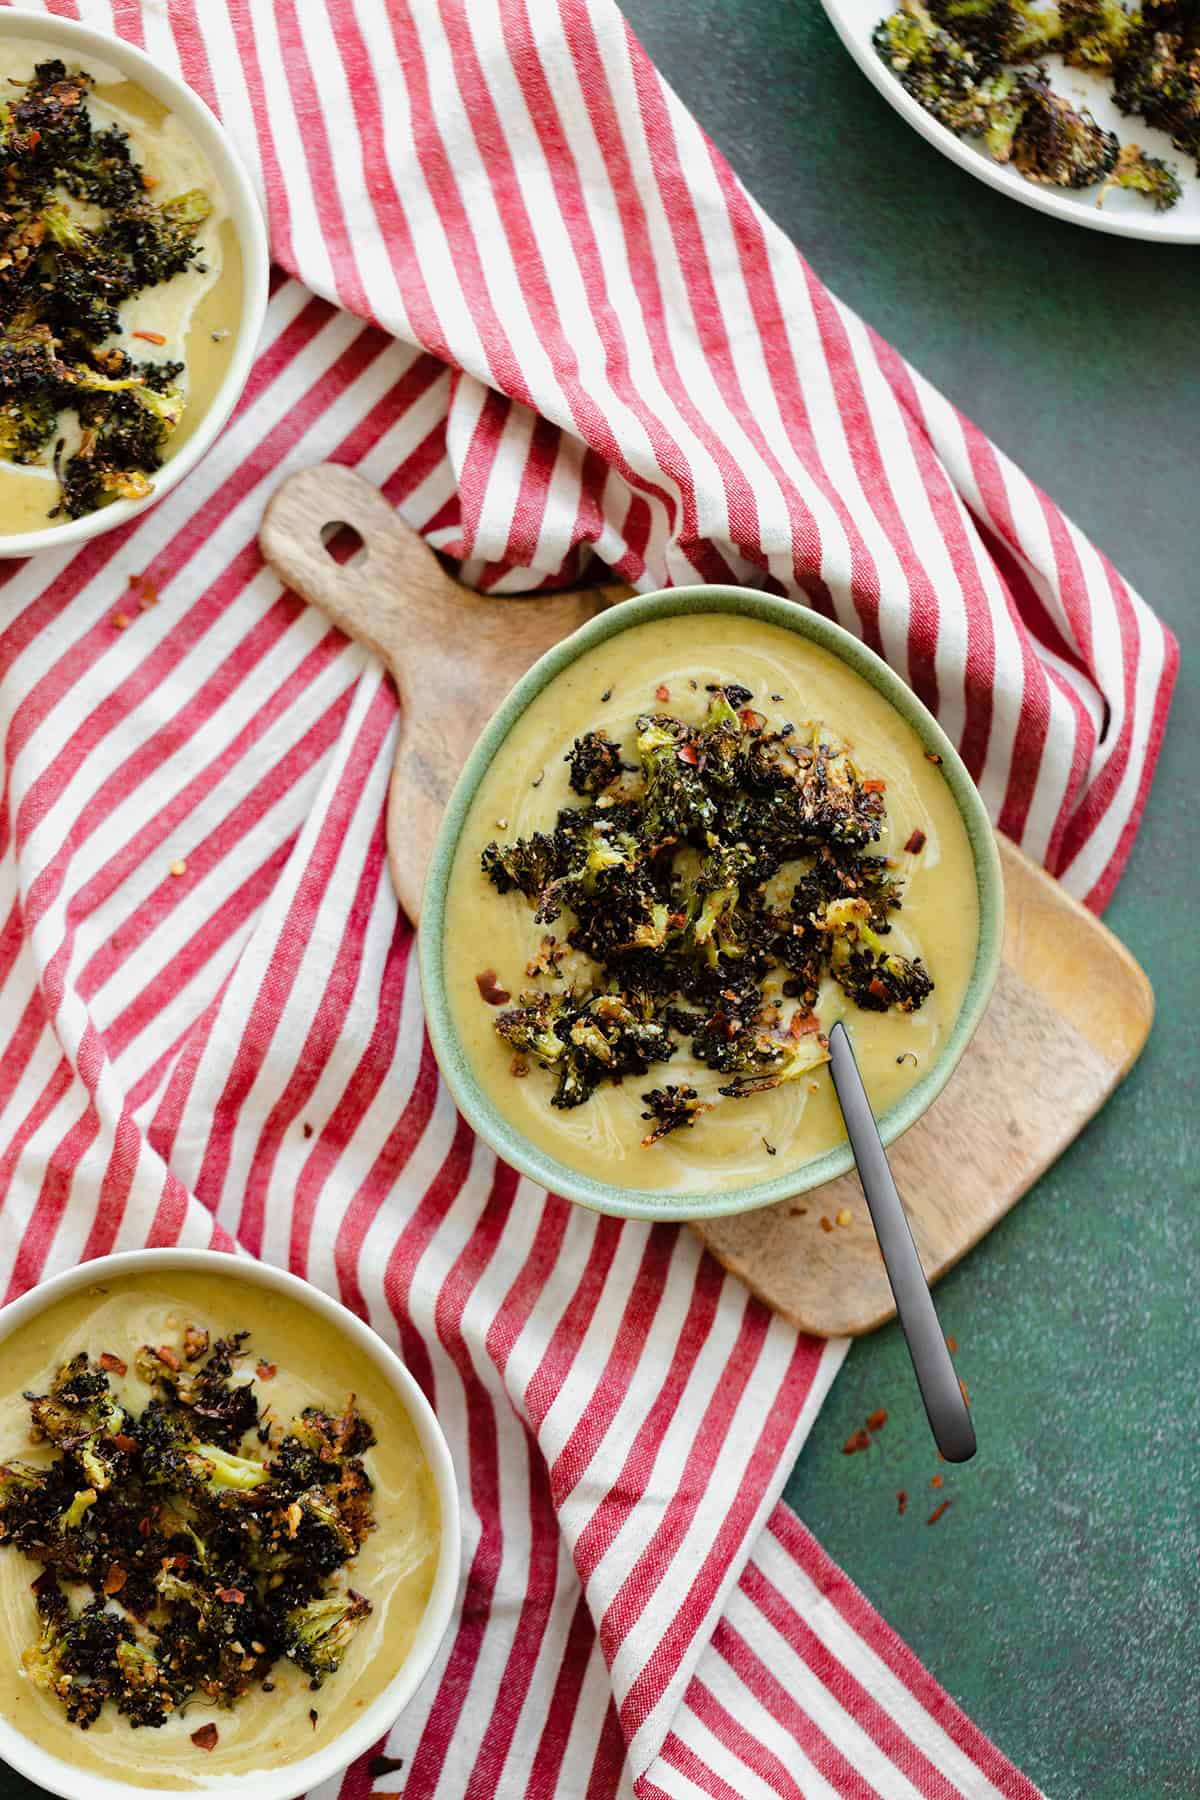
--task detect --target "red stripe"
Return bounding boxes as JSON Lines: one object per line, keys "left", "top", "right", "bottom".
{"left": 768, "top": 1506, "right": 1044, "bottom": 1797}
{"left": 616, "top": 1331, "right": 825, "bottom": 1736}
{"left": 736, "top": 1559, "right": 965, "bottom": 1800}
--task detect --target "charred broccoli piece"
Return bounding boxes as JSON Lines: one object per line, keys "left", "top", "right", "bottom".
{"left": 1059, "top": 0, "right": 1143, "bottom": 66}
{"left": 57, "top": 122, "right": 145, "bottom": 210}
{"left": 636, "top": 713, "right": 718, "bottom": 843}
{"left": 4, "top": 60, "right": 93, "bottom": 165}
{"left": 23, "top": 1592, "right": 131, "bottom": 1729}
{"left": 154, "top": 1568, "right": 275, "bottom": 1703}
{"left": 97, "top": 189, "right": 212, "bottom": 289}
{"left": 716, "top": 1031, "right": 830, "bottom": 1098}
{"left": 481, "top": 828, "right": 571, "bottom": 903}
{"left": 136, "top": 1332, "right": 259, "bottom": 1448}
{"left": 280, "top": 1590, "right": 372, "bottom": 1685}
{"left": 1099, "top": 139, "right": 1184, "bottom": 202}
{"left": 566, "top": 730, "right": 627, "bottom": 794}
{"left": 928, "top": 0, "right": 1063, "bottom": 62}
{"left": 821, "top": 897, "right": 935, "bottom": 1012}
{"left": 640, "top": 1085, "right": 711, "bottom": 1144}
{"left": 136, "top": 1399, "right": 268, "bottom": 1498}
{"left": 25, "top": 1355, "right": 132, "bottom": 1494}
{"left": 1112, "top": 25, "right": 1200, "bottom": 167}
{"left": 873, "top": 0, "right": 993, "bottom": 132}
{"left": 494, "top": 988, "right": 575, "bottom": 1069}
{"left": 1010, "top": 75, "right": 1121, "bottom": 184}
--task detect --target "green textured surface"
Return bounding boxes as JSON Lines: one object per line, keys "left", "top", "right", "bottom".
{"left": 622, "top": 3, "right": 1199, "bottom": 1799}
{"left": 1, "top": 4, "right": 1196, "bottom": 1798}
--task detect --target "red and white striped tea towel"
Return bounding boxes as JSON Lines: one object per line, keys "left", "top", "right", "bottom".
{"left": 0, "top": 1, "right": 1175, "bottom": 1796}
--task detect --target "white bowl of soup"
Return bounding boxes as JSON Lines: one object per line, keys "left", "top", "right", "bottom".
{"left": 0, "top": 1251, "right": 460, "bottom": 1798}
{"left": 0, "top": 12, "right": 268, "bottom": 556}
{"left": 421, "top": 589, "right": 1004, "bottom": 1221}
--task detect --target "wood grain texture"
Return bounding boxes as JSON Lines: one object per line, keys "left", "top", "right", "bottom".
{"left": 260, "top": 465, "right": 620, "bottom": 922}
{"left": 259, "top": 465, "right": 1154, "bottom": 1337}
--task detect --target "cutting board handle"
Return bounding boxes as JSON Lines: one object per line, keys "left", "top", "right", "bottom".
{"left": 259, "top": 463, "right": 457, "bottom": 679}
{"left": 259, "top": 463, "right": 615, "bottom": 921}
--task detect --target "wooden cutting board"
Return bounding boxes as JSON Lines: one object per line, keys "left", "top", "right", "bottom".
{"left": 260, "top": 465, "right": 1154, "bottom": 1337}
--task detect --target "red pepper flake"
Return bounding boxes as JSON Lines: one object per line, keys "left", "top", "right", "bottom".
{"left": 654, "top": 683, "right": 670, "bottom": 702}
{"left": 191, "top": 1724, "right": 219, "bottom": 1752}
{"left": 255, "top": 1361, "right": 277, "bottom": 1383}
{"left": 138, "top": 1516, "right": 153, "bottom": 1538}
{"left": 110, "top": 1434, "right": 138, "bottom": 1455}
{"left": 904, "top": 829, "right": 927, "bottom": 854}
{"left": 841, "top": 1428, "right": 871, "bottom": 1455}
{"left": 788, "top": 1010, "right": 820, "bottom": 1038}
{"left": 216, "top": 1587, "right": 245, "bottom": 1605}
{"left": 925, "top": 751, "right": 943, "bottom": 765}
{"left": 183, "top": 1325, "right": 209, "bottom": 1363}
{"left": 475, "top": 969, "right": 510, "bottom": 1006}
{"left": 927, "top": 1500, "right": 953, "bottom": 1526}
{"left": 26, "top": 128, "right": 41, "bottom": 150}
{"left": 862, "top": 778, "right": 887, "bottom": 793}
{"left": 112, "top": 612, "right": 131, "bottom": 631}
{"left": 946, "top": 1336, "right": 958, "bottom": 1353}
{"left": 738, "top": 707, "right": 765, "bottom": 732}
{"left": 819, "top": 1215, "right": 834, "bottom": 1234}
{"left": 931, "top": 1473, "right": 944, "bottom": 1489}
{"left": 99, "top": 1351, "right": 127, "bottom": 1377}
{"left": 103, "top": 1565, "right": 127, "bottom": 1595}
{"left": 131, "top": 328, "right": 168, "bottom": 346}
{"left": 959, "top": 1378, "right": 971, "bottom": 1407}
{"left": 868, "top": 977, "right": 889, "bottom": 1002}
{"left": 677, "top": 741, "right": 700, "bottom": 766}
{"left": 302, "top": 1121, "right": 314, "bottom": 1138}
{"left": 866, "top": 1408, "right": 888, "bottom": 1432}
{"left": 896, "top": 1489, "right": 908, "bottom": 1516}
{"left": 155, "top": 1345, "right": 181, "bottom": 1371}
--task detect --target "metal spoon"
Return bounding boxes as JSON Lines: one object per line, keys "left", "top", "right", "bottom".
{"left": 827, "top": 1020, "right": 976, "bottom": 1463}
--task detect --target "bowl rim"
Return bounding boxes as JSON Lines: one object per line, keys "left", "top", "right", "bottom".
{"left": 419, "top": 585, "right": 1005, "bottom": 1222}
{"left": 0, "top": 9, "right": 270, "bottom": 559}
{"left": 0, "top": 1248, "right": 461, "bottom": 1799}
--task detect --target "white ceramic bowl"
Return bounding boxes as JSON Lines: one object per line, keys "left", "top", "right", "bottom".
{"left": 0, "top": 1250, "right": 461, "bottom": 1800}
{"left": 0, "top": 10, "right": 270, "bottom": 558}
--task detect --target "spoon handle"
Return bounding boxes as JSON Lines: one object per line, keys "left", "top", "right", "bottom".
{"left": 827, "top": 1022, "right": 976, "bottom": 1463}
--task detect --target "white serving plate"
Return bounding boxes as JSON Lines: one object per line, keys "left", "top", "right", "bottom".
{"left": 820, "top": 0, "right": 1200, "bottom": 243}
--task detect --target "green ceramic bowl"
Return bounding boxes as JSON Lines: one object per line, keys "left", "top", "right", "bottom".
{"left": 419, "top": 588, "right": 1004, "bottom": 1222}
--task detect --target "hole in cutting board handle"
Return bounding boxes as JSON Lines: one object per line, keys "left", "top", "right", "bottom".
{"left": 319, "top": 519, "right": 368, "bottom": 569}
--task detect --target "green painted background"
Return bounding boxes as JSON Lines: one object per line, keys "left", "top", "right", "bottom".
{"left": 2, "top": 3, "right": 1196, "bottom": 1797}
{"left": 620, "top": 3, "right": 1199, "bottom": 1798}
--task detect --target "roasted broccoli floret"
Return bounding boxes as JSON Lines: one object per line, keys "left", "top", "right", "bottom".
{"left": 1059, "top": 0, "right": 1143, "bottom": 66}
{"left": 873, "top": 0, "right": 993, "bottom": 132}
{"left": 280, "top": 1590, "right": 371, "bottom": 1685}
{"left": 136, "top": 1399, "right": 268, "bottom": 1498}
{"left": 928, "top": 0, "right": 1063, "bottom": 62}
{"left": 481, "top": 829, "right": 571, "bottom": 903}
{"left": 98, "top": 189, "right": 211, "bottom": 289}
{"left": 25, "top": 1354, "right": 132, "bottom": 1494}
{"left": 716, "top": 1031, "right": 830, "bottom": 1098}
{"left": 640, "top": 1085, "right": 711, "bottom": 1144}
{"left": 1113, "top": 24, "right": 1200, "bottom": 167}
{"left": 23, "top": 1586, "right": 131, "bottom": 1729}
{"left": 1099, "top": 138, "right": 1185, "bottom": 202}
{"left": 566, "top": 730, "right": 627, "bottom": 794}
{"left": 636, "top": 713, "right": 718, "bottom": 843}
{"left": 136, "top": 1332, "right": 259, "bottom": 1448}
{"left": 820, "top": 897, "right": 935, "bottom": 1012}
{"left": 1010, "top": 75, "right": 1121, "bottom": 184}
